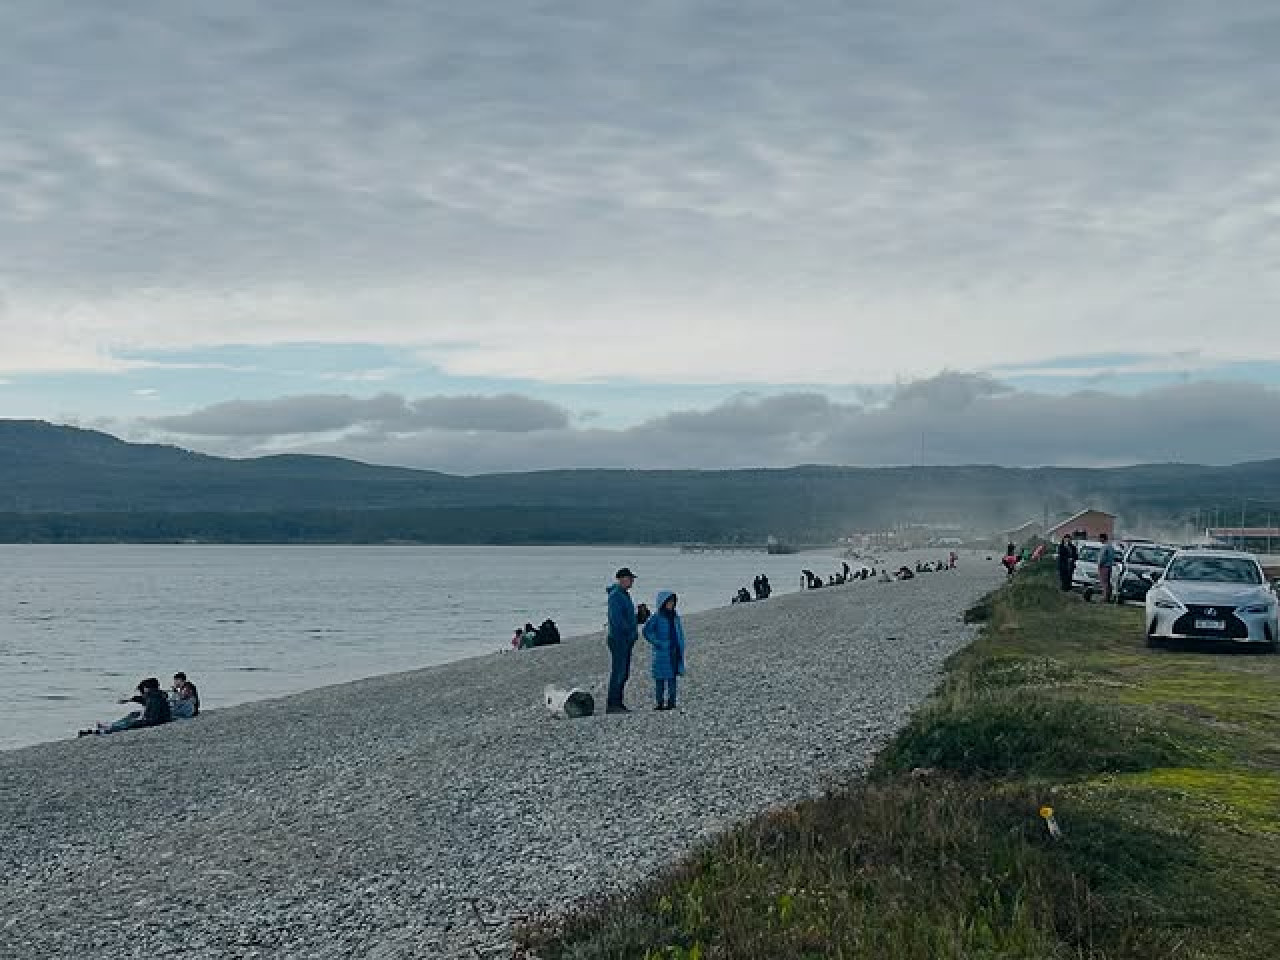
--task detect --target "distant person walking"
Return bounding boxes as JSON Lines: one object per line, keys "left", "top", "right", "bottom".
{"left": 1001, "top": 544, "right": 1018, "bottom": 578}
{"left": 643, "top": 591, "right": 687, "bottom": 711}
{"left": 1097, "top": 533, "right": 1117, "bottom": 603}
{"left": 605, "top": 567, "right": 639, "bottom": 713}
{"left": 1056, "top": 534, "right": 1078, "bottom": 592}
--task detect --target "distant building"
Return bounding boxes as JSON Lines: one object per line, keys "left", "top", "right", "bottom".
{"left": 1206, "top": 527, "right": 1280, "bottom": 552}
{"left": 1048, "top": 509, "right": 1116, "bottom": 542}
{"left": 1003, "top": 519, "right": 1043, "bottom": 544}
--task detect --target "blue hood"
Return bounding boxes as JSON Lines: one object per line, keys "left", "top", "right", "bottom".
{"left": 654, "top": 590, "right": 677, "bottom": 611}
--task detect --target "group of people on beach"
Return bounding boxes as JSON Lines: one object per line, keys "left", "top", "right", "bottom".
{"left": 511, "top": 619, "right": 562, "bottom": 650}
{"left": 802, "top": 553, "right": 957, "bottom": 590}
{"left": 731, "top": 573, "right": 773, "bottom": 604}
{"left": 78, "top": 672, "right": 200, "bottom": 737}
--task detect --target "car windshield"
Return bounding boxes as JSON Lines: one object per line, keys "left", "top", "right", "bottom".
{"left": 1077, "top": 546, "right": 1100, "bottom": 562}
{"left": 1128, "top": 546, "right": 1174, "bottom": 567}
{"left": 1165, "top": 556, "right": 1262, "bottom": 584}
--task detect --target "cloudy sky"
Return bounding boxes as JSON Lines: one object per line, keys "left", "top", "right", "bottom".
{"left": 2, "top": 2, "right": 1279, "bottom": 472}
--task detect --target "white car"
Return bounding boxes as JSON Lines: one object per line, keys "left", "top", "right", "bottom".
{"left": 1144, "top": 549, "right": 1278, "bottom": 652}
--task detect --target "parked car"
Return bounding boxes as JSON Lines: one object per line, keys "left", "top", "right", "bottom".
{"left": 1072, "top": 541, "right": 1103, "bottom": 596}
{"left": 1112, "top": 542, "right": 1177, "bottom": 604}
{"left": 1144, "top": 549, "right": 1278, "bottom": 651}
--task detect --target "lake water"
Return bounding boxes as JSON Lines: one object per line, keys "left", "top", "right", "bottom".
{"left": 0, "top": 544, "right": 850, "bottom": 751}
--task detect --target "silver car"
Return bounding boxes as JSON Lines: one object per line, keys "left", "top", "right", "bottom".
{"left": 1144, "top": 549, "right": 1278, "bottom": 652}
{"left": 1072, "top": 541, "right": 1103, "bottom": 595}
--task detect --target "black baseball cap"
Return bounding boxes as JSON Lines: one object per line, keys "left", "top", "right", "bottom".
{"left": 615, "top": 567, "right": 637, "bottom": 579}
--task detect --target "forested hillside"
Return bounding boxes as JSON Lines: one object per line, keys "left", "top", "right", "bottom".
{"left": 1, "top": 420, "right": 1276, "bottom": 543}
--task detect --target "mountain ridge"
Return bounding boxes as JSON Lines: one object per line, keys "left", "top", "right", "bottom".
{"left": 1, "top": 419, "right": 1275, "bottom": 543}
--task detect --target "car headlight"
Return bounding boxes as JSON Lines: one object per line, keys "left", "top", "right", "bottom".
{"left": 1241, "top": 603, "right": 1275, "bottom": 615}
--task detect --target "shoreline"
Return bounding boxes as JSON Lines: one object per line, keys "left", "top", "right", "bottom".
{"left": 0, "top": 559, "right": 1000, "bottom": 959}
{"left": 4, "top": 544, "right": 935, "bottom": 754}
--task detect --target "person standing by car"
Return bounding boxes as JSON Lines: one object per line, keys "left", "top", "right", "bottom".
{"left": 605, "top": 567, "right": 639, "bottom": 713}
{"left": 1097, "top": 533, "right": 1117, "bottom": 603}
{"left": 1056, "top": 534, "right": 1078, "bottom": 592}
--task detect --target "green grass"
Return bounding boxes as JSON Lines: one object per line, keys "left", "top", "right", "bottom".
{"left": 519, "top": 562, "right": 1280, "bottom": 959}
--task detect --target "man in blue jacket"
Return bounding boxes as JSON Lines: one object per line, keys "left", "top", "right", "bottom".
{"left": 606, "top": 567, "right": 639, "bottom": 713}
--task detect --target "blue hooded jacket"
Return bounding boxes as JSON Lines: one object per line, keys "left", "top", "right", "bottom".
{"left": 606, "top": 583, "right": 638, "bottom": 645}
{"left": 642, "top": 590, "right": 686, "bottom": 681}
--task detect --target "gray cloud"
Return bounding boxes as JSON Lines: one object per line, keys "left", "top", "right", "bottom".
{"left": 145, "top": 392, "right": 569, "bottom": 436}
{"left": 3, "top": 3, "right": 1280, "bottom": 383}
{"left": 136, "top": 375, "right": 1280, "bottom": 473}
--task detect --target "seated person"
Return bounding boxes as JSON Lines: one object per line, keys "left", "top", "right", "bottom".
{"left": 896, "top": 566, "right": 916, "bottom": 580}
{"left": 80, "top": 678, "right": 172, "bottom": 737}
{"left": 535, "top": 619, "right": 562, "bottom": 646}
{"left": 170, "top": 671, "right": 200, "bottom": 719}
{"left": 736, "top": 587, "right": 753, "bottom": 603}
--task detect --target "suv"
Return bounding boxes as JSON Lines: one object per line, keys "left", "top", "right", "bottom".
{"left": 1112, "top": 542, "right": 1176, "bottom": 604}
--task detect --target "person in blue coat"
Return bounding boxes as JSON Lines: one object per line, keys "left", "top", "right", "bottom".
{"left": 643, "top": 590, "right": 687, "bottom": 711}
{"left": 605, "top": 567, "right": 639, "bottom": 713}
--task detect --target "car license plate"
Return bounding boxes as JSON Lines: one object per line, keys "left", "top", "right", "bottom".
{"left": 1194, "top": 619, "right": 1225, "bottom": 631}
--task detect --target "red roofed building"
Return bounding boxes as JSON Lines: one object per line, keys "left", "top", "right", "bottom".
{"left": 1048, "top": 509, "right": 1116, "bottom": 542}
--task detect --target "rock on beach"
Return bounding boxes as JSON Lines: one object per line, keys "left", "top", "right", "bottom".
{"left": 0, "top": 556, "right": 1000, "bottom": 959}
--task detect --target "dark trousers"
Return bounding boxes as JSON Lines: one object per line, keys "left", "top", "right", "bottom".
{"left": 656, "top": 677, "right": 678, "bottom": 707}
{"left": 1059, "top": 565, "right": 1074, "bottom": 591}
{"left": 607, "top": 636, "right": 634, "bottom": 707}
{"left": 1099, "top": 565, "right": 1113, "bottom": 602}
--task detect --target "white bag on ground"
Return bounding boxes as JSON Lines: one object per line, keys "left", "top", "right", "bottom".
{"left": 544, "top": 685, "right": 595, "bottom": 718}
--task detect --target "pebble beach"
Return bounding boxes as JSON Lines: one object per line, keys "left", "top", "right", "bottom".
{"left": 0, "top": 557, "right": 1000, "bottom": 959}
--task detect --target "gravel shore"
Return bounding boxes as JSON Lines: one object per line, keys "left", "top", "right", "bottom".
{"left": 0, "top": 556, "right": 1000, "bottom": 959}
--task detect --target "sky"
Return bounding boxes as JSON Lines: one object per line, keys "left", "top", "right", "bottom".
{"left": 2, "top": 2, "right": 1279, "bottom": 473}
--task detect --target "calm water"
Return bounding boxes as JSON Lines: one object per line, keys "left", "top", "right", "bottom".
{"left": 0, "top": 545, "right": 846, "bottom": 751}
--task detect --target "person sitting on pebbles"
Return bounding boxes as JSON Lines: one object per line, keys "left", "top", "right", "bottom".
{"left": 169, "top": 672, "right": 200, "bottom": 719}
{"left": 79, "top": 677, "right": 172, "bottom": 737}
{"left": 643, "top": 590, "right": 687, "bottom": 711}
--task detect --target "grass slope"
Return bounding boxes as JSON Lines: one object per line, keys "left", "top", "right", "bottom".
{"left": 520, "top": 562, "right": 1280, "bottom": 959}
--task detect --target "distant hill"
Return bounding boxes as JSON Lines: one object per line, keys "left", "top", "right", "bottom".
{"left": 0, "top": 420, "right": 1276, "bottom": 543}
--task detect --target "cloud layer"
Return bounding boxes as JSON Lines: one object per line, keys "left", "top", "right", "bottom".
{"left": 145, "top": 393, "right": 569, "bottom": 436}
{"left": 3, "top": 2, "right": 1280, "bottom": 385}
{"left": 134, "top": 375, "right": 1280, "bottom": 474}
